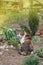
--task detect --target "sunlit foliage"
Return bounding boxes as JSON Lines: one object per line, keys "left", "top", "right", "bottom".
{"left": 0, "top": 0, "right": 43, "bottom": 27}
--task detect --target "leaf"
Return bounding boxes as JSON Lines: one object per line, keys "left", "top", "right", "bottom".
{"left": 20, "top": 24, "right": 31, "bottom": 35}
{"left": 29, "top": 10, "right": 39, "bottom": 36}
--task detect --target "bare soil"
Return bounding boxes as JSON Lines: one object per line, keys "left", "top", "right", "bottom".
{"left": 0, "top": 42, "right": 43, "bottom": 65}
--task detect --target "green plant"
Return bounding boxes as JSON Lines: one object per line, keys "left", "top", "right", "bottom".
{"left": 3, "top": 29, "right": 17, "bottom": 40}
{"left": 0, "top": 36, "right": 3, "bottom": 42}
{"left": 8, "top": 39, "right": 15, "bottom": 45}
{"left": 29, "top": 10, "right": 39, "bottom": 36}
{"left": 32, "top": 36, "right": 40, "bottom": 43}
{"left": 8, "top": 39, "right": 21, "bottom": 50}
{"left": 23, "top": 55, "right": 39, "bottom": 65}
{"left": 0, "top": 31, "right": 3, "bottom": 42}
{"left": 35, "top": 49, "right": 43, "bottom": 58}
{"left": 8, "top": 39, "right": 20, "bottom": 45}
{"left": 20, "top": 10, "right": 39, "bottom": 37}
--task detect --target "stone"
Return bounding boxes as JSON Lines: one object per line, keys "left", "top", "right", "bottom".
{"left": 35, "top": 32, "right": 40, "bottom": 36}
{"left": 40, "top": 35, "right": 43, "bottom": 38}
{"left": 0, "top": 51, "right": 3, "bottom": 55}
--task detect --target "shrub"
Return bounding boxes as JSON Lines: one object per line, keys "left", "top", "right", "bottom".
{"left": 29, "top": 10, "right": 39, "bottom": 36}
{"left": 32, "top": 36, "right": 40, "bottom": 43}
{"left": 0, "top": 36, "right": 3, "bottom": 42}
{"left": 20, "top": 10, "right": 39, "bottom": 37}
{"left": 23, "top": 55, "right": 40, "bottom": 65}
{"left": 3, "top": 29, "right": 17, "bottom": 40}
{"left": 0, "top": 32, "right": 3, "bottom": 42}
{"left": 8, "top": 39, "right": 20, "bottom": 45}
{"left": 35, "top": 49, "right": 43, "bottom": 58}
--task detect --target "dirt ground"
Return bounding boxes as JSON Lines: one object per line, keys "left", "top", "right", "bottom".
{"left": 0, "top": 48, "right": 28, "bottom": 65}
{"left": 0, "top": 41, "right": 43, "bottom": 65}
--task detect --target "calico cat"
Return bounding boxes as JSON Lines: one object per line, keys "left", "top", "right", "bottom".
{"left": 18, "top": 34, "right": 33, "bottom": 56}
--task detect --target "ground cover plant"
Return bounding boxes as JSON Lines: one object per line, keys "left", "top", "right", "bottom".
{"left": 0, "top": 36, "right": 3, "bottom": 42}
{"left": 35, "top": 49, "right": 43, "bottom": 58}
{"left": 0, "top": 28, "right": 20, "bottom": 49}
{"left": 32, "top": 36, "right": 41, "bottom": 43}
{"left": 3, "top": 29, "right": 17, "bottom": 40}
{"left": 23, "top": 55, "right": 40, "bottom": 65}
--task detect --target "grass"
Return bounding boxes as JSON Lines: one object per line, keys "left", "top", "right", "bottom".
{"left": 1, "top": 9, "right": 29, "bottom": 28}
{"left": 8, "top": 9, "right": 29, "bottom": 21}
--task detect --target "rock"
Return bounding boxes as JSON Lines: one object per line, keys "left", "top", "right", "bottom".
{"left": 40, "top": 35, "right": 43, "bottom": 38}
{"left": 0, "top": 44, "right": 7, "bottom": 49}
{"left": 5, "top": 49, "right": 9, "bottom": 51}
{"left": 31, "top": 51, "right": 34, "bottom": 54}
{"left": 35, "top": 32, "right": 40, "bottom": 36}
{"left": 40, "top": 31, "right": 43, "bottom": 35}
{"left": 10, "top": 45, "right": 14, "bottom": 48}
{"left": 0, "top": 51, "right": 3, "bottom": 55}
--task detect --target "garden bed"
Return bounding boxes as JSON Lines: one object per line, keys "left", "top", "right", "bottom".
{"left": 0, "top": 41, "right": 43, "bottom": 65}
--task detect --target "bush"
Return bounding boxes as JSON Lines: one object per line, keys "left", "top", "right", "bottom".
{"left": 0, "top": 36, "right": 3, "bottom": 42}
{"left": 23, "top": 55, "right": 39, "bottom": 65}
{"left": 20, "top": 9, "right": 39, "bottom": 37}
{"left": 29, "top": 10, "right": 39, "bottom": 36}
{"left": 35, "top": 49, "right": 43, "bottom": 58}
{"left": 8, "top": 39, "right": 20, "bottom": 45}
{"left": 32, "top": 36, "right": 40, "bottom": 43}
{"left": 3, "top": 29, "right": 17, "bottom": 40}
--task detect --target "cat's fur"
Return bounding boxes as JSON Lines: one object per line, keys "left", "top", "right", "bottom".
{"left": 18, "top": 34, "right": 33, "bottom": 56}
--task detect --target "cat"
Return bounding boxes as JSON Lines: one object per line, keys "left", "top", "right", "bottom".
{"left": 18, "top": 33, "right": 33, "bottom": 56}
